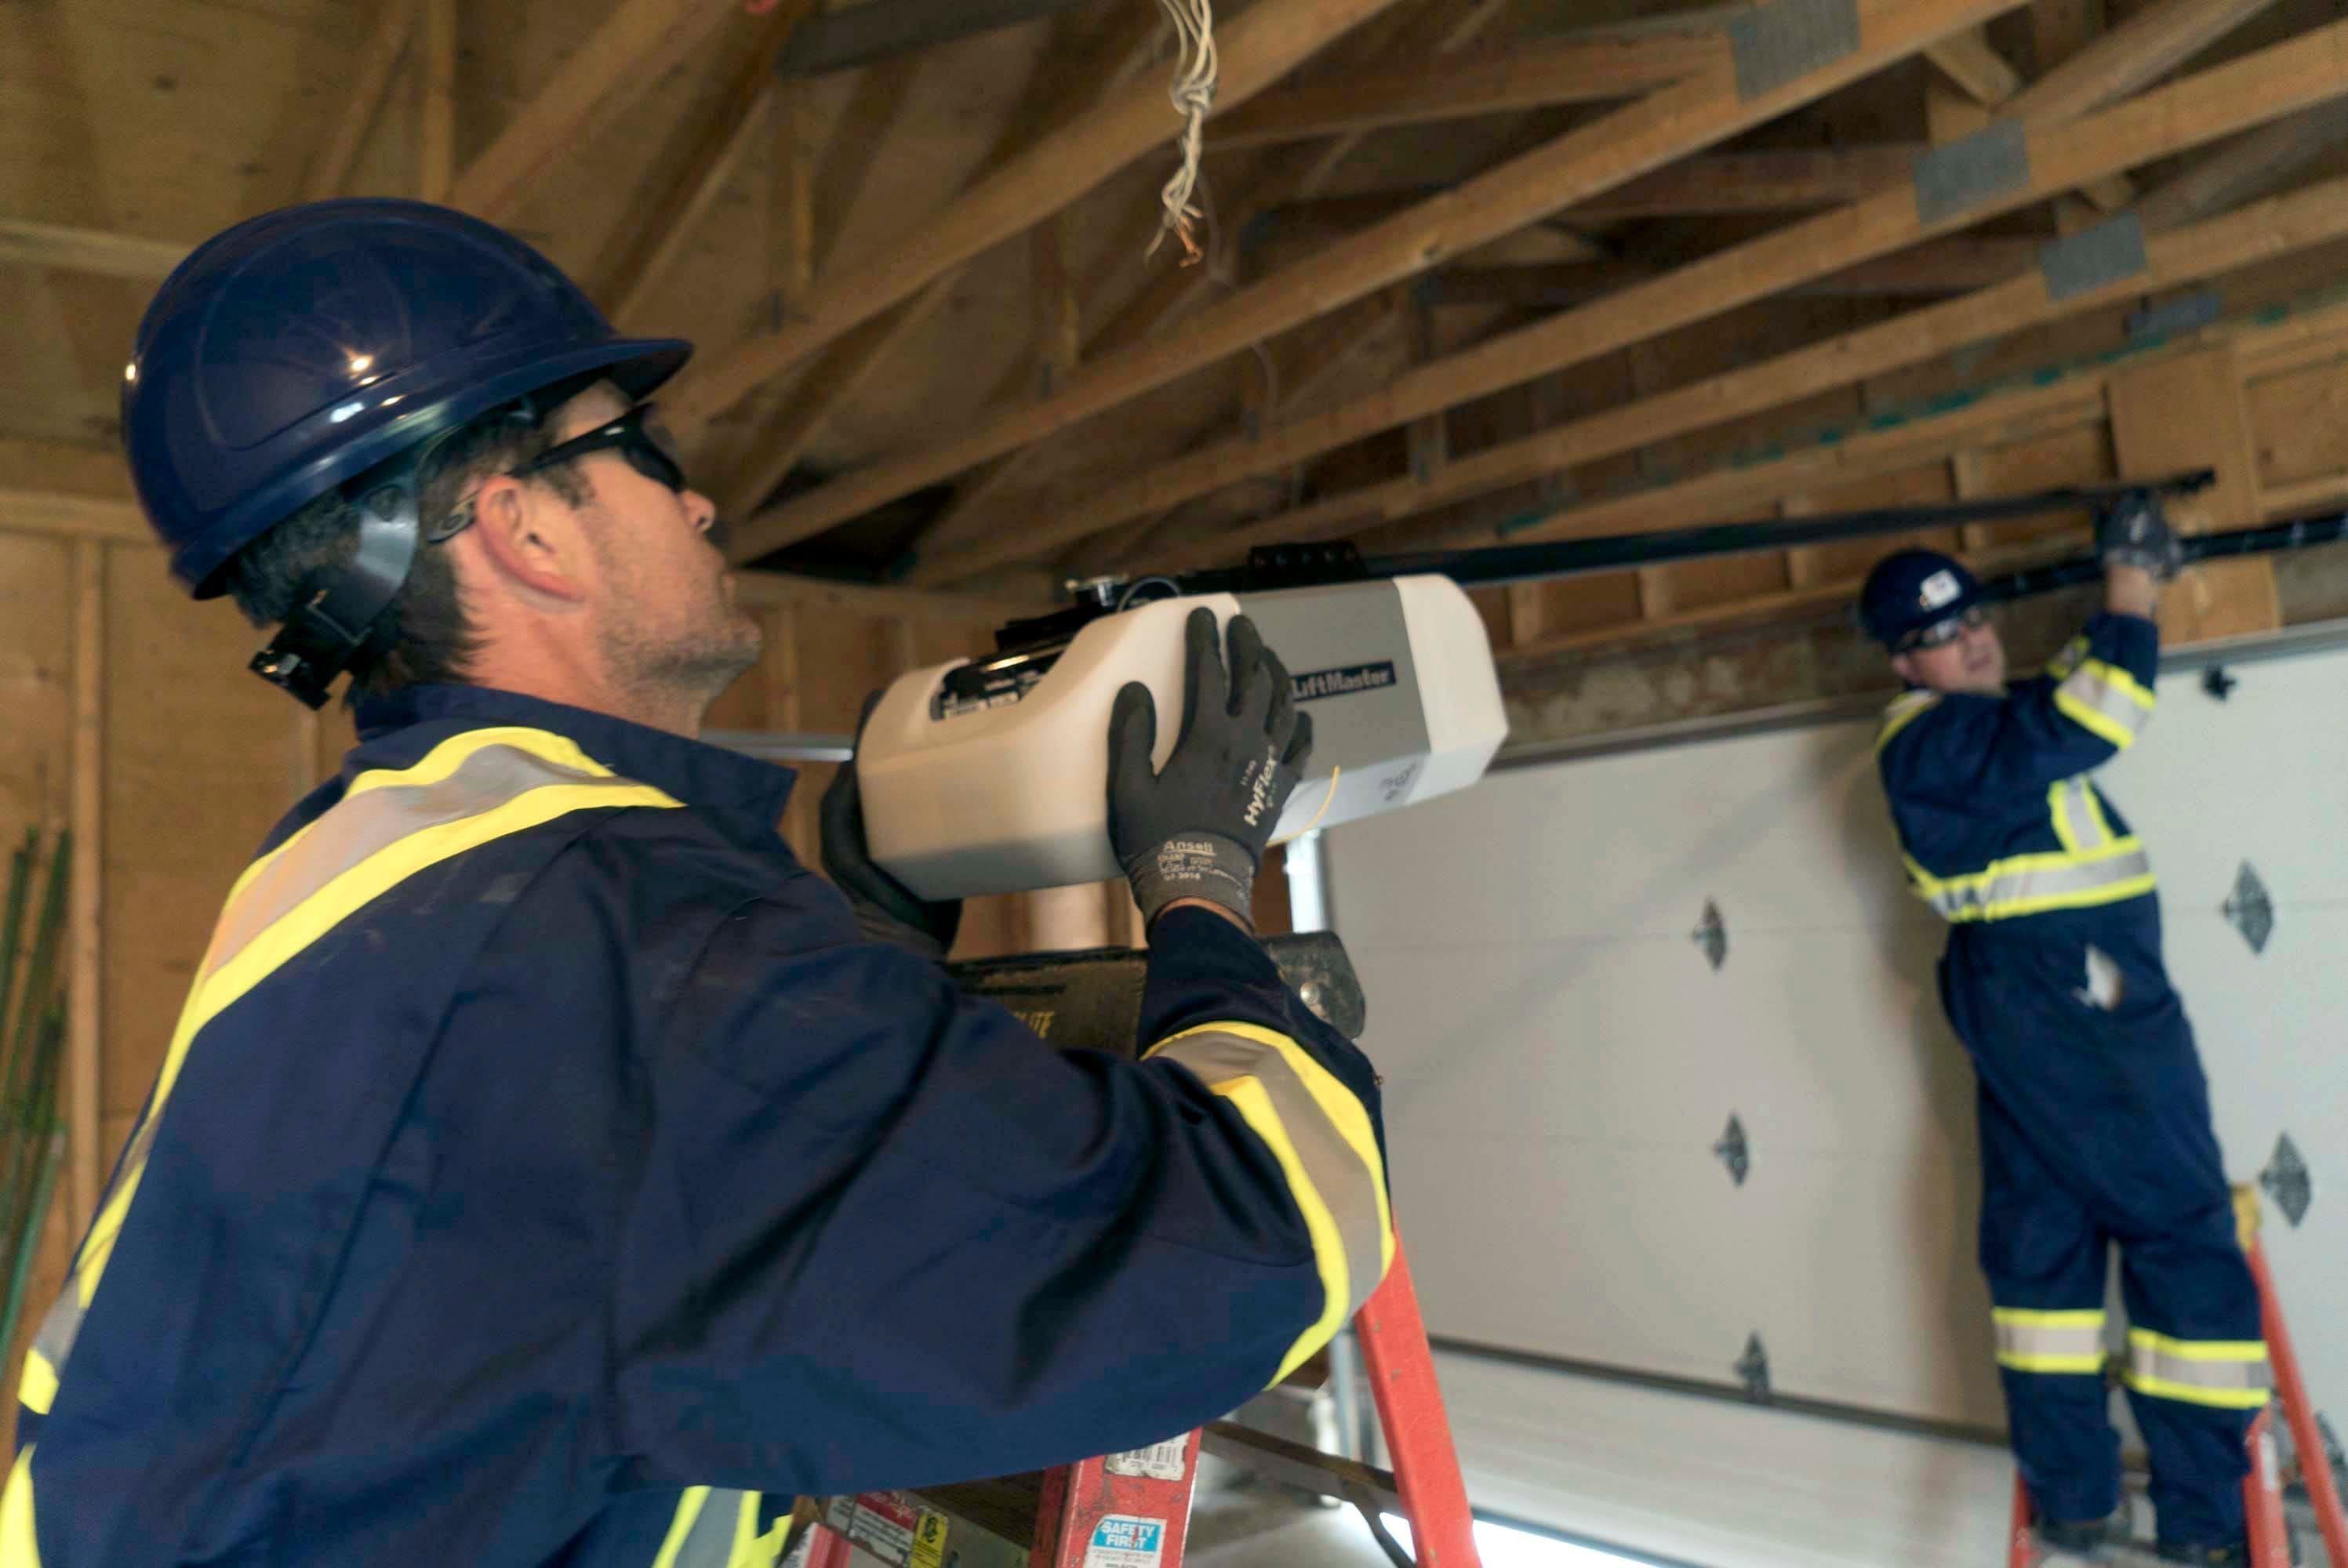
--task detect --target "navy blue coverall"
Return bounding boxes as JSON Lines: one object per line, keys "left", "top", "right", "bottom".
{"left": 1, "top": 684, "right": 1394, "bottom": 1566}
{"left": 1876, "top": 612, "right": 2270, "bottom": 1545}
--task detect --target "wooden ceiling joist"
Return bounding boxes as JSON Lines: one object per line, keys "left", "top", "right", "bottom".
{"left": 449, "top": 0, "right": 752, "bottom": 222}
{"left": 0, "top": 220, "right": 187, "bottom": 282}
{"left": 922, "top": 9, "right": 2348, "bottom": 586}
{"left": 601, "top": 0, "right": 822, "bottom": 329}
{"left": 713, "top": 0, "right": 1166, "bottom": 526}
{"left": 1201, "top": 26, "right": 1728, "bottom": 149}
{"left": 1161, "top": 173, "right": 2348, "bottom": 569}
{"left": 899, "top": 0, "right": 1522, "bottom": 563}
{"left": 733, "top": 0, "right": 2023, "bottom": 575}
{"left": 1425, "top": 237, "right": 2052, "bottom": 310}
{"left": 663, "top": 0, "right": 1416, "bottom": 442}
{"left": 302, "top": 0, "right": 422, "bottom": 202}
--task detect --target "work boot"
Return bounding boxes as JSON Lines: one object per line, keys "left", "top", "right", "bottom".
{"left": 2037, "top": 1513, "right": 2119, "bottom": 1562}
{"left": 2152, "top": 1544, "right": 2246, "bottom": 1566}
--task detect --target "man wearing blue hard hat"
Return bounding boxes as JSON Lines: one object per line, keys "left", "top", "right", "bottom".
{"left": 2, "top": 198, "right": 1377, "bottom": 1566}
{"left": 1862, "top": 510, "right": 2266, "bottom": 1566}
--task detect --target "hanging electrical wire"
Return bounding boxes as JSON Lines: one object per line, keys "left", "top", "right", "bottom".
{"left": 1148, "top": 0, "right": 1217, "bottom": 266}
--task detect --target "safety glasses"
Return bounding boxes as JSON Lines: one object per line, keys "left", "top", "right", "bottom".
{"left": 507, "top": 401, "right": 689, "bottom": 494}
{"left": 1897, "top": 605, "right": 1986, "bottom": 654}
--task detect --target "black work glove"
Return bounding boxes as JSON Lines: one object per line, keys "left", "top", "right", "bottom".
{"left": 821, "top": 691, "right": 963, "bottom": 962}
{"left": 2097, "top": 492, "right": 2184, "bottom": 581}
{"left": 1109, "top": 608, "right": 1314, "bottom": 929}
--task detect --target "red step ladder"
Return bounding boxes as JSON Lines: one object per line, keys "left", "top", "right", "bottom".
{"left": 799, "top": 1236, "right": 1481, "bottom": 1568}
{"left": 2005, "top": 1188, "right": 2348, "bottom": 1567}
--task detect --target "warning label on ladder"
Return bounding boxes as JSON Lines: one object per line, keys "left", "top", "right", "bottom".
{"left": 1104, "top": 1439, "right": 1188, "bottom": 1481}
{"left": 1085, "top": 1515, "right": 1165, "bottom": 1568}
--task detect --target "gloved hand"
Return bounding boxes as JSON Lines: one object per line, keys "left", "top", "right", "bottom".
{"left": 1109, "top": 608, "right": 1314, "bottom": 929}
{"left": 2097, "top": 492, "right": 2185, "bottom": 581}
{"left": 821, "top": 691, "right": 962, "bottom": 962}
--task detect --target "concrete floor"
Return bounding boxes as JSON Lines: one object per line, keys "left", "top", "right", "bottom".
{"left": 1184, "top": 1457, "right": 1397, "bottom": 1568}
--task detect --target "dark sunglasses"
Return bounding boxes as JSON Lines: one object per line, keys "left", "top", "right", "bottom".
{"left": 1897, "top": 605, "right": 1986, "bottom": 654}
{"left": 507, "top": 401, "right": 689, "bottom": 494}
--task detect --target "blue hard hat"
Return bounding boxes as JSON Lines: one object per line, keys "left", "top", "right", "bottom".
{"left": 123, "top": 198, "right": 691, "bottom": 598}
{"left": 1858, "top": 548, "right": 1984, "bottom": 648}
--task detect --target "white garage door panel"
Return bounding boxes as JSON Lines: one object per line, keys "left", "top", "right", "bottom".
{"left": 1330, "top": 641, "right": 2348, "bottom": 1459}
{"left": 1431, "top": 1352, "right": 2016, "bottom": 1568}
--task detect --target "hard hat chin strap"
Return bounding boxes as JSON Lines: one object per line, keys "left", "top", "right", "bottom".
{"left": 249, "top": 446, "right": 426, "bottom": 711}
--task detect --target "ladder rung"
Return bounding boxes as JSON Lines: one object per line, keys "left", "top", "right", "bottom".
{"left": 1200, "top": 1419, "right": 1404, "bottom": 1514}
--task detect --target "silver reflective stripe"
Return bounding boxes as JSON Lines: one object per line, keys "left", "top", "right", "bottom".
{"left": 1150, "top": 1030, "right": 1384, "bottom": 1319}
{"left": 1993, "top": 1309, "right": 2105, "bottom": 1373}
{"left": 2055, "top": 657, "right": 2153, "bottom": 746}
{"left": 2051, "top": 779, "right": 2113, "bottom": 852}
{"left": 1923, "top": 846, "right": 2154, "bottom": 922}
{"left": 658, "top": 1489, "right": 764, "bottom": 1567}
{"left": 2128, "top": 1332, "right": 2272, "bottom": 1408}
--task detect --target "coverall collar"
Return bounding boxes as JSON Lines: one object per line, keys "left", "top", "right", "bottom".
{"left": 351, "top": 683, "right": 800, "bottom": 851}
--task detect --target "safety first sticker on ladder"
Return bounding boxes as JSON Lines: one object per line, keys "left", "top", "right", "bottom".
{"left": 1084, "top": 1515, "right": 1167, "bottom": 1568}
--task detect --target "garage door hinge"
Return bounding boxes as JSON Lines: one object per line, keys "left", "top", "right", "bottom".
{"left": 1714, "top": 1113, "right": 1750, "bottom": 1187}
{"left": 2262, "top": 1132, "right": 2311, "bottom": 1227}
{"left": 1692, "top": 899, "right": 1727, "bottom": 971}
{"left": 2224, "top": 862, "right": 2274, "bottom": 956}
{"left": 1736, "top": 1333, "right": 1771, "bottom": 1402}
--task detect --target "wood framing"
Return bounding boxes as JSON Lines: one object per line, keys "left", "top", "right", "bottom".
{"left": 449, "top": 0, "right": 749, "bottom": 221}
{"left": 418, "top": 0, "right": 460, "bottom": 205}
{"left": 663, "top": 0, "right": 1415, "bottom": 440}
{"left": 0, "top": 220, "right": 187, "bottom": 284}
{"left": 302, "top": 0, "right": 421, "bottom": 201}
{"left": 602, "top": 0, "right": 821, "bottom": 328}
{"left": 67, "top": 539, "right": 102, "bottom": 1231}
{"left": 931, "top": 16, "right": 2348, "bottom": 583}
{"left": 1201, "top": 26, "right": 1727, "bottom": 148}
{"left": 735, "top": 0, "right": 2021, "bottom": 572}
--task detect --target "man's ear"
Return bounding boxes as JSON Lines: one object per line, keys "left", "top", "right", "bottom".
{"left": 1889, "top": 651, "right": 1920, "bottom": 687}
{"left": 466, "top": 474, "right": 587, "bottom": 602}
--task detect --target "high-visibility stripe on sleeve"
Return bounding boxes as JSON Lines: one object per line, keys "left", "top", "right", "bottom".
{"left": 729, "top": 1490, "right": 792, "bottom": 1568}
{"left": 1875, "top": 691, "right": 1940, "bottom": 756}
{"left": 1994, "top": 1308, "right": 2107, "bottom": 1375}
{"left": 2054, "top": 657, "right": 2154, "bottom": 750}
{"left": 1, "top": 1447, "right": 37, "bottom": 1568}
{"left": 1905, "top": 843, "right": 2155, "bottom": 923}
{"left": 16, "top": 728, "right": 684, "bottom": 1427}
{"left": 1147, "top": 1022, "right": 1393, "bottom": 1384}
{"left": 2124, "top": 1329, "right": 2271, "bottom": 1410}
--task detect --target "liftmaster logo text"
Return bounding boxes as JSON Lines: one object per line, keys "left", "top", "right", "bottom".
{"left": 1291, "top": 661, "right": 1398, "bottom": 702}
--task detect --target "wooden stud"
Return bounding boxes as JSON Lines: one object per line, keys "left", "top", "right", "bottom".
{"left": 0, "top": 220, "right": 187, "bottom": 283}
{"left": 663, "top": 0, "right": 1416, "bottom": 440}
{"left": 772, "top": 89, "right": 816, "bottom": 318}
{"left": 2135, "top": 99, "right": 2348, "bottom": 233}
{"left": 1927, "top": 75, "right": 1993, "bottom": 143}
{"left": 1176, "top": 174, "right": 2348, "bottom": 566}
{"left": 932, "top": 19, "right": 2348, "bottom": 582}
{"left": 449, "top": 0, "right": 748, "bottom": 221}
{"left": 1201, "top": 26, "right": 1729, "bottom": 148}
{"left": 418, "top": 0, "right": 460, "bottom": 205}
{"left": 2031, "top": 0, "right": 2104, "bottom": 74}
{"left": 303, "top": 0, "right": 421, "bottom": 201}
{"left": 743, "top": 0, "right": 2023, "bottom": 575}
{"left": 2004, "top": 0, "right": 2281, "bottom": 125}
{"left": 67, "top": 539, "right": 101, "bottom": 1231}
{"left": 604, "top": 0, "right": 822, "bottom": 328}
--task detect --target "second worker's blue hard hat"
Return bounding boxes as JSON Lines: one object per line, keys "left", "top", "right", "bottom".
{"left": 1858, "top": 548, "right": 1984, "bottom": 649}
{"left": 122, "top": 198, "right": 692, "bottom": 598}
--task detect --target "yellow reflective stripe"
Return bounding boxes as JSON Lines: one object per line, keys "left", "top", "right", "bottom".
{"left": 2081, "top": 786, "right": 2119, "bottom": 845}
{"left": 2054, "top": 690, "right": 2139, "bottom": 749}
{"left": 1160, "top": 1021, "right": 1394, "bottom": 1279}
{"left": 653, "top": 1487, "right": 712, "bottom": 1568}
{"left": 2129, "top": 1330, "right": 2267, "bottom": 1361}
{"left": 16, "top": 1352, "right": 55, "bottom": 1420}
{"left": 0, "top": 1448, "right": 35, "bottom": 1568}
{"left": 1903, "top": 840, "right": 2155, "bottom": 922}
{"left": 2047, "top": 635, "right": 2088, "bottom": 680}
{"left": 2048, "top": 783, "right": 2081, "bottom": 854}
{"left": 2125, "top": 1374, "right": 2272, "bottom": 1410}
{"left": 1196, "top": 1073, "right": 1350, "bottom": 1384}
{"left": 2001, "top": 1352, "right": 2107, "bottom": 1374}
{"left": 1875, "top": 692, "right": 1940, "bottom": 756}
{"left": 2088, "top": 659, "right": 2154, "bottom": 713}
{"left": 1994, "top": 1308, "right": 2106, "bottom": 1328}
{"left": 34, "top": 728, "right": 683, "bottom": 1414}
